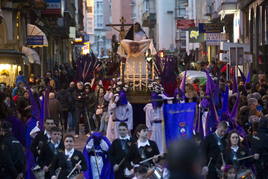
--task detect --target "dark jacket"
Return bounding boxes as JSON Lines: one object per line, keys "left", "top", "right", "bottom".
{"left": 74, "top": 89, "right": 86, "bottom": 109}
{"left": 223, "top": 146, "right": 250, "bottom": 169}
{"left": 31, "top": 131, "right": 54, "bottom": 168}
{"left": 85, "top": 91, "right": 97, "bottom": 112}
{"left": 57, "top": 89, "right": 71, "bottom": 111}
{"left": 251, "top": 128, "right": 268, "bottom": 178}
{"left": 201, "top": 133, "right": 226, "bottom": 179}
{"left": 49, "top": 149, "right": 87, "bottom": 179}
{"left": 16, "top": 97, "right": 31, "bottom": 118}
{"left": 0, "top": 136, "right": 18, "bottom": 179}
{"left": 48, "top": 98, "right": 61, "bottom": 121}
{"left": 109, "top": 137, "right": 134, "bottom": 178}
{"left": 127, "top": 140, "right": 159, "bottom": 168}
{"left": 67, "top": 87, "right": 76, "bottom": 111}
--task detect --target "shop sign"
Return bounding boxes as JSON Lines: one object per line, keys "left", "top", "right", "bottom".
{"left": 206, "top": 33, "right": 227, "bottom": 46}
{"left": 27, "top": 35, "right": 44, "bottom": 45}
{"left": 177, "top": 20, "right": 195, "bottom": 30}
{"left": 42, "top": 0, "right": 61, "bottom": 15}
{"left": 188, "top": 27, "right": 205, "bottom": 43}
{"left": 199, "top": 23, "right": 223, "bottom": 33}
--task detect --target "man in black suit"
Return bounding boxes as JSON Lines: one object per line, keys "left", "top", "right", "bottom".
{"left": 109, "top": 122, "right": 133, "bottom": 179}
{"left": 251, "top": 117, "right": 268, "bottom": 179}
{"left": 48, "top": 127, "right": 64, "bottom": 156}
{"left": 201, "top": 121, "right": 228, "bottom": 179}
{"left": 0, "top": 121, "right": 25, "bottom": 179}
{"left": 31, "top": 118, "right": 56, "bottom": 178}
{"left": 50, "top": 135, "right": 87, "bottom": 179}
{"left": 127, "top": 124, "right": 160, "bottom": 178}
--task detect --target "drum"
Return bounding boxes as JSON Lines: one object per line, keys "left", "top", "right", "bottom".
{"left": 32, "top": 165, "right": 45, "bottom": 179}
{"left": 124, "top": 168, "right": 134, "bottom": 178}
{"left": 151, "top": 167, "right": 163, "bottom": 179}
{"left": 68, "top": 174, "right": 84, "bottom": 179}
{"left": 237, "top": 169, "right": 254, "bottom": 179}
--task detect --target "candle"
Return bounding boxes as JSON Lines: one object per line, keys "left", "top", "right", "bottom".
{"left": 152, "top": 61, "right": 155, "bottom": 80}
{"left": 146, "top": 62, "right": 148, "bottom": 90}
{"left": 139, "top": 62, "right": 142, "bottom": 91}
{"left": 126, "top": 62, "right": 128, "bottom": 82}
{"left": 120, "top": 61, "right": 123, "bottom": 81}
{"left": 133, "top": 61, "right": 135, "bottom": 91}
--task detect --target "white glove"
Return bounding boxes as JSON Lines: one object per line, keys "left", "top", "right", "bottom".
{"left": 100, "top": 139, "right": 109, "bottom": 151}
{"left": 86, "top": 139, "right": 94, "bottom": 151}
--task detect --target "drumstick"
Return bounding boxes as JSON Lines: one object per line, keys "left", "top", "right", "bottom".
{"left": 56, "top": 167, "right": 62, "bottom": 179}
{"left": 207, "top": 157, "right": 213, "bottom": 168}
{"left": 220, "top": 153, "right": 225, "bottom": 166}
{"left": 67, "top": 160, "right": 82, "bottom": 178}
{"left": 118, "top": 158, "right": 126, "bottom": 168}
{"left": 139, "top": 154, "right": 162, "bottom": 164}
{"left": 204, "top": 158, "right": 213, "bottom": 179}
{"left": 237, "top": 155, "right": 255, "bottom": 161}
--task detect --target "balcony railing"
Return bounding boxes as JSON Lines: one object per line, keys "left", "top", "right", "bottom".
{"left": 218, "top": 0, "right": 238, "bottom": 13}
{"left": 221, "top": 0, "right": 237, "bottom": 4}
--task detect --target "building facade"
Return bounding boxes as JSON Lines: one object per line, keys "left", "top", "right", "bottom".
{"left": 238, "top": 0, "right": 268, "bottom": 72}
{"left": 0, "top": 0, "right": 84, "bottom": 84}
{"left": 0, "top": 0, "right": 38, "bottom": 85}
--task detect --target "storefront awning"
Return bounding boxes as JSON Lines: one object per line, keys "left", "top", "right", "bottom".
{"left": 27, "top": 24, "right": 48, "bottom": 47}
{"left": 22, "top": 46, "right": 41, "bottom": 64}
{"left": 0, "top": 49, "right": 24, "bottom": 64}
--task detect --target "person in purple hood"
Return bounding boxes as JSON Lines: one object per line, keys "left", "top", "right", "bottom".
{"left": 83, "top": 132, "right": 114, "bottom": 179}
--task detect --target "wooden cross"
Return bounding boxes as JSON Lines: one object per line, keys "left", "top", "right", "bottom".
{"left": 106, "top": 16, "right": 133, "bottom": 40}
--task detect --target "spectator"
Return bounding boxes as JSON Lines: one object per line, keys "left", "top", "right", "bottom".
{"left": 67, "top": 82, "right": 76, "bottom": 131}
{"left": 84, "top": 84, "right": 97, "bottom": 132}
{"left": 74, "top": 82, "right": 86, "bottom": 137}
{"left": 16, "top": 91, "right": 31, "bottom": 122}
{"left": 57, "top": 87, "right": 71, "bottom": 131}
{"left": 48, "top": 92, "right": 61, "bottom": 127}
{"left": 15, "top": 71, "right": 27, "bottom": 86}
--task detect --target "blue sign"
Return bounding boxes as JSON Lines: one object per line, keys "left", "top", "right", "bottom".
{"left": 42, "top": 0, "right": 61, "bottom": 15}
{"left": 44, "top": 0, "right": 60, "bottom": 2}
{"left": 164, "top": 102, "right": 196, "bottom": 146}
{"left": 27, "top": 35, "right": 44, "bottom": 45}
{"left": 199, "top": 23, "right": 223, "bottom": 33}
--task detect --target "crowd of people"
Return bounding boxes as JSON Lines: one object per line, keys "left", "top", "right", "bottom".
{"left": 0, "top": 58, "right": 268, "bottom": 179}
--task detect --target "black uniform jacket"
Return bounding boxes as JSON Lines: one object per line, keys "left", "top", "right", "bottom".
{"left": 50, "top": 149, "right": 87, "bottom": 179}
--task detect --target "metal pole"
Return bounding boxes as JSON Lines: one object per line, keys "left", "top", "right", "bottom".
{"left": 97, "top": 36, "right": 99, "bottom": 57}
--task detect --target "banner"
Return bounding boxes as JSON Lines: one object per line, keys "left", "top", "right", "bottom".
{"left": 164, "top": 102, "right": 196, "bottom": 146}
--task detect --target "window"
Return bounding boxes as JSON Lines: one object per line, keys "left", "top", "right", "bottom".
{"left": 96, "top": 15, "right": 103, "bottom": 28}
{"left": 178, "top": 8, "right": 186, "bottom": 17}
{"left": 180, "top": 31, "right": 186, "bottom": 38}
{"left": 95, "top": 2, "right": 103, "bottom": 14}
{"left": 88, "top": 6, "right": 93, "bottom": 13}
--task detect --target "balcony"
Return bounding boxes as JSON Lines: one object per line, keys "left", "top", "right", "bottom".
{"left": 237, "top": 0, "right": 255, "bottom": 9}
{"left": 130, "top": 1, "right": 136, "bottom": 6}
{"left": 142, "top": 12, "right": 156, "bottom": 27}
{"left": 218, "top": 0, "right": 237, "bottom": 14}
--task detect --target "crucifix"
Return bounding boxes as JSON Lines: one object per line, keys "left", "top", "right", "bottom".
{"left": 106, "top": 17, "right": 133, "bottom": 83}
{"left": 106, "top": 16, "right": 133, "bottom": 41}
